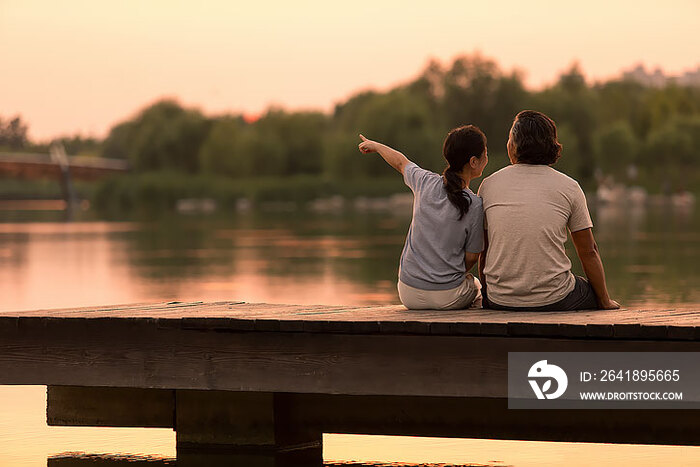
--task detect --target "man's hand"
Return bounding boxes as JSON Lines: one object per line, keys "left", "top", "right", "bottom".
{"left": 599, "top": 298, "right": 621, "bottom": 310}
{"left": 358, "top": 134, "right": 380, "bottom": 154}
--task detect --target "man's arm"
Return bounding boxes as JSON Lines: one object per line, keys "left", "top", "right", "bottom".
{"left": 358, "top": 134, "right": 411, "bottom": 174}
{"left": 570, "top": 228, "right": 620, "bottom": 310}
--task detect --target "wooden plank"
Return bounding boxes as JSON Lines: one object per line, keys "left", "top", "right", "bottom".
{"left": 2, "top": 300, "right": 696, "bottom": 324}
{"left": 2, "top": 319, "right": 697, "bottom": 396}
{"left": 47, "top": 386, "right": 174, "bottom": 427}
{"left": 586, "top": 323, "right": 614, "bottom": 338}
{"left": 46, "top": 388, "right": 700, "bottom": 447}
{"left": 1, "top": 314, "right": 694, "bottom": 340}
{"left": 295, "top": 394, "right": 700, "bottom": 446}
{"left": 1, "top": 301, "right": 698, "bottom": 340}
{"left": 176, "top": 391, "right": 322, "bottom": 450}
{"left": 667, "top": 325, "right": 697, "bottom": 340}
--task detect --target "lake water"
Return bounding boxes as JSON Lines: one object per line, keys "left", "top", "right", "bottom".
{"left": 1, "top": 203, "right": 699, "bottom": 466}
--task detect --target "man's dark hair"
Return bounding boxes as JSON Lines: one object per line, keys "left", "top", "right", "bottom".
{"left": 511, "top": 110, "right": 562, "bottom": 165}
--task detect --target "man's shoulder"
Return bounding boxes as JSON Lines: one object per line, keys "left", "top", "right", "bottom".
{"left": 547, "top": 166, "right": 583, "bottom": 189}
{"left": 478, "top": 166, "right": 513, "bottom": 194}
{"left": 483, "top": 165, "right": 513, "bottom": 181}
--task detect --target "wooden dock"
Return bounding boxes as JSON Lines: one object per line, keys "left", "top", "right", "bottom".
{"left": 0, "top": 152, "right": 129, "bottom": 180}
{"left": 1, "top": 301, "right": 699, "bottom": 465}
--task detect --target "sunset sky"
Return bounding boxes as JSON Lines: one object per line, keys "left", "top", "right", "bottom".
{"left": 1, "top": 0, "right": 698, "bottom": 140}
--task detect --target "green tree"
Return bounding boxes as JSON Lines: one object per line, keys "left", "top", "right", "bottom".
{"left": 327, "top": 87, "right": 442, "bottom": 178}
{"left": 531, "top": 63, "right": 598, "bottom": 181}
{"left": 102, "top": 120, "right": 138, "bottom": 159}
{"left": 257, "top": 109, "right": 328, "bottom": 175}
{"left": 54, "top": 135, "right": 102, "bottom": 156}
{"left": 643, "top": 120, "right": 695, "bottom": 189}
{"left": 323, "top": 131, "right": 373, "bottom": 180}
{"left": 212, "top": 109, "right": 329, "bottom": 178}
{"left": 595, "top": 80, "right": 647, "bottom": 136}
{"left": 227, "top": 123, "right": 287, "bottom": 177}
{"left": 642, "top": 85, "right": 700, "bottom": 134}
{"left": 198, "top": 116, "right": 246, "bottom": 176}
{"left": 644, "top": 122, "right": 694, "bottom": 166}
{"left": 102, "top": 100, "right": 211, "bottom": 172}
{"left": 0, "top": 116, "right": 29, "bottom": 149}
{"left": 80, "top": 54, "right": 700, "bottom": 201}
{"left": 593, "top": 120, "right": 638, "bottom": 178}
{"left": 438, "top": 54, "right": 527, "bottom": 152}
{"left": 554, "top": 123, "right": 581, "bottom": 177}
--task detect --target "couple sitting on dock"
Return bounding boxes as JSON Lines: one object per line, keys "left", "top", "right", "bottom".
{"left": 358, "top": 110, "right": 621, "bottom": 311}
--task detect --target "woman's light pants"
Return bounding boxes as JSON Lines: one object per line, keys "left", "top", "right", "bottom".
{"left": 398, "top": 273, "right": 482, "bottom": 310}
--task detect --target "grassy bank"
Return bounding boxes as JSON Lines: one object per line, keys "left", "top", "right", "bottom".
{"left": 92, "top": 171, "right": 408, "bottom": 214}
{"left": 4, "top": 166, "right": 698, "bottom": 217}
{"left": 0, "top": 177, "right": 99, "bottom": 201}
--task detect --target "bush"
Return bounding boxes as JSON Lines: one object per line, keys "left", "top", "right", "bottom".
{"left": 92, "top": 172, "right": 407, "bottom": 214}
{"left": 102, "top": 100, "right": 211, "bottom": 173}
{"left": 593, "top": 120, "right": 638, "bottom": 177}
{"left": 198, "top": 116, "right": 246, "bottom": 176}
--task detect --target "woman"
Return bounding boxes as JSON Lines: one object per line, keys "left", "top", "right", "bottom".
{"left": 357, "top": 126, "right": 488, "bottom": 309}
{"left": 477, "top": 110, "right": 620, "bottom": 310}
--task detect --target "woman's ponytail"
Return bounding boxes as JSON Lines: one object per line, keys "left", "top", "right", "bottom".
{"left": 442, "top": 167, "right": 471, "bottom": 220}
{"left": 441, "top": 125, "right": 486, "bottom": 220}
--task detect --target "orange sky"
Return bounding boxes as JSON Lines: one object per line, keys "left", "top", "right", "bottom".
{"left": 1, "top": 0, "right": 698, "bottom": 140}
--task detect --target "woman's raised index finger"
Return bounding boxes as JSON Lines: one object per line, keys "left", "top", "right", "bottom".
{"left": 359, "top": 134, "right": 368, "bottom": 141}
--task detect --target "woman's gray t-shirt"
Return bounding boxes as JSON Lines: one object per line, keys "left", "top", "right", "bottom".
{"left": 399, "top": 162, "right": 484, "bottom": 290}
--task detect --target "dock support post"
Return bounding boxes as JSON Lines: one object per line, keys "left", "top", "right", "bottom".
{"left": 49, "top": 143, "right": 78, "bottom": 220}
{"left": 175, "top": 390, "right": 323, "bottom": 467}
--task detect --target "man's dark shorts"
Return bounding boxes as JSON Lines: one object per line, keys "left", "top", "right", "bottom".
{"left": 483, "top": 275, "right": 598, "bottom": 311}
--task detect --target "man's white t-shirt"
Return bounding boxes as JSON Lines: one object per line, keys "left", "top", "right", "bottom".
{"left": 477, "top": 164, "right": 593, "bottom": 307}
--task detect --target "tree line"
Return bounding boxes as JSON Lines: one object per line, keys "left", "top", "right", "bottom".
{"left": 5, "top": 54, "right": 700, "bottom": 192}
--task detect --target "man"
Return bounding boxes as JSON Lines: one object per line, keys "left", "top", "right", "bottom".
{"left": 478, "top": 110, "right": 619, "bottom": 311}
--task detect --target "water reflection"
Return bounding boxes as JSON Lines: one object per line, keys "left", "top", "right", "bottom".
{"left": 41, "top": 438, "right": 700, "bottom": 467}
{"left": 47, "top": 453, "right": 503, "bottom": 467}
{"left": 49, "top": 453, "right": 174, "bottom": 465}
{"left": 1, "top": 385, "right": 699, "bottom": 466}
{"left": 1, "top": 206, "right": 699, "bottom": 313}
{"left": 1, "top": 206, "right": 699, "bottom": 466}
